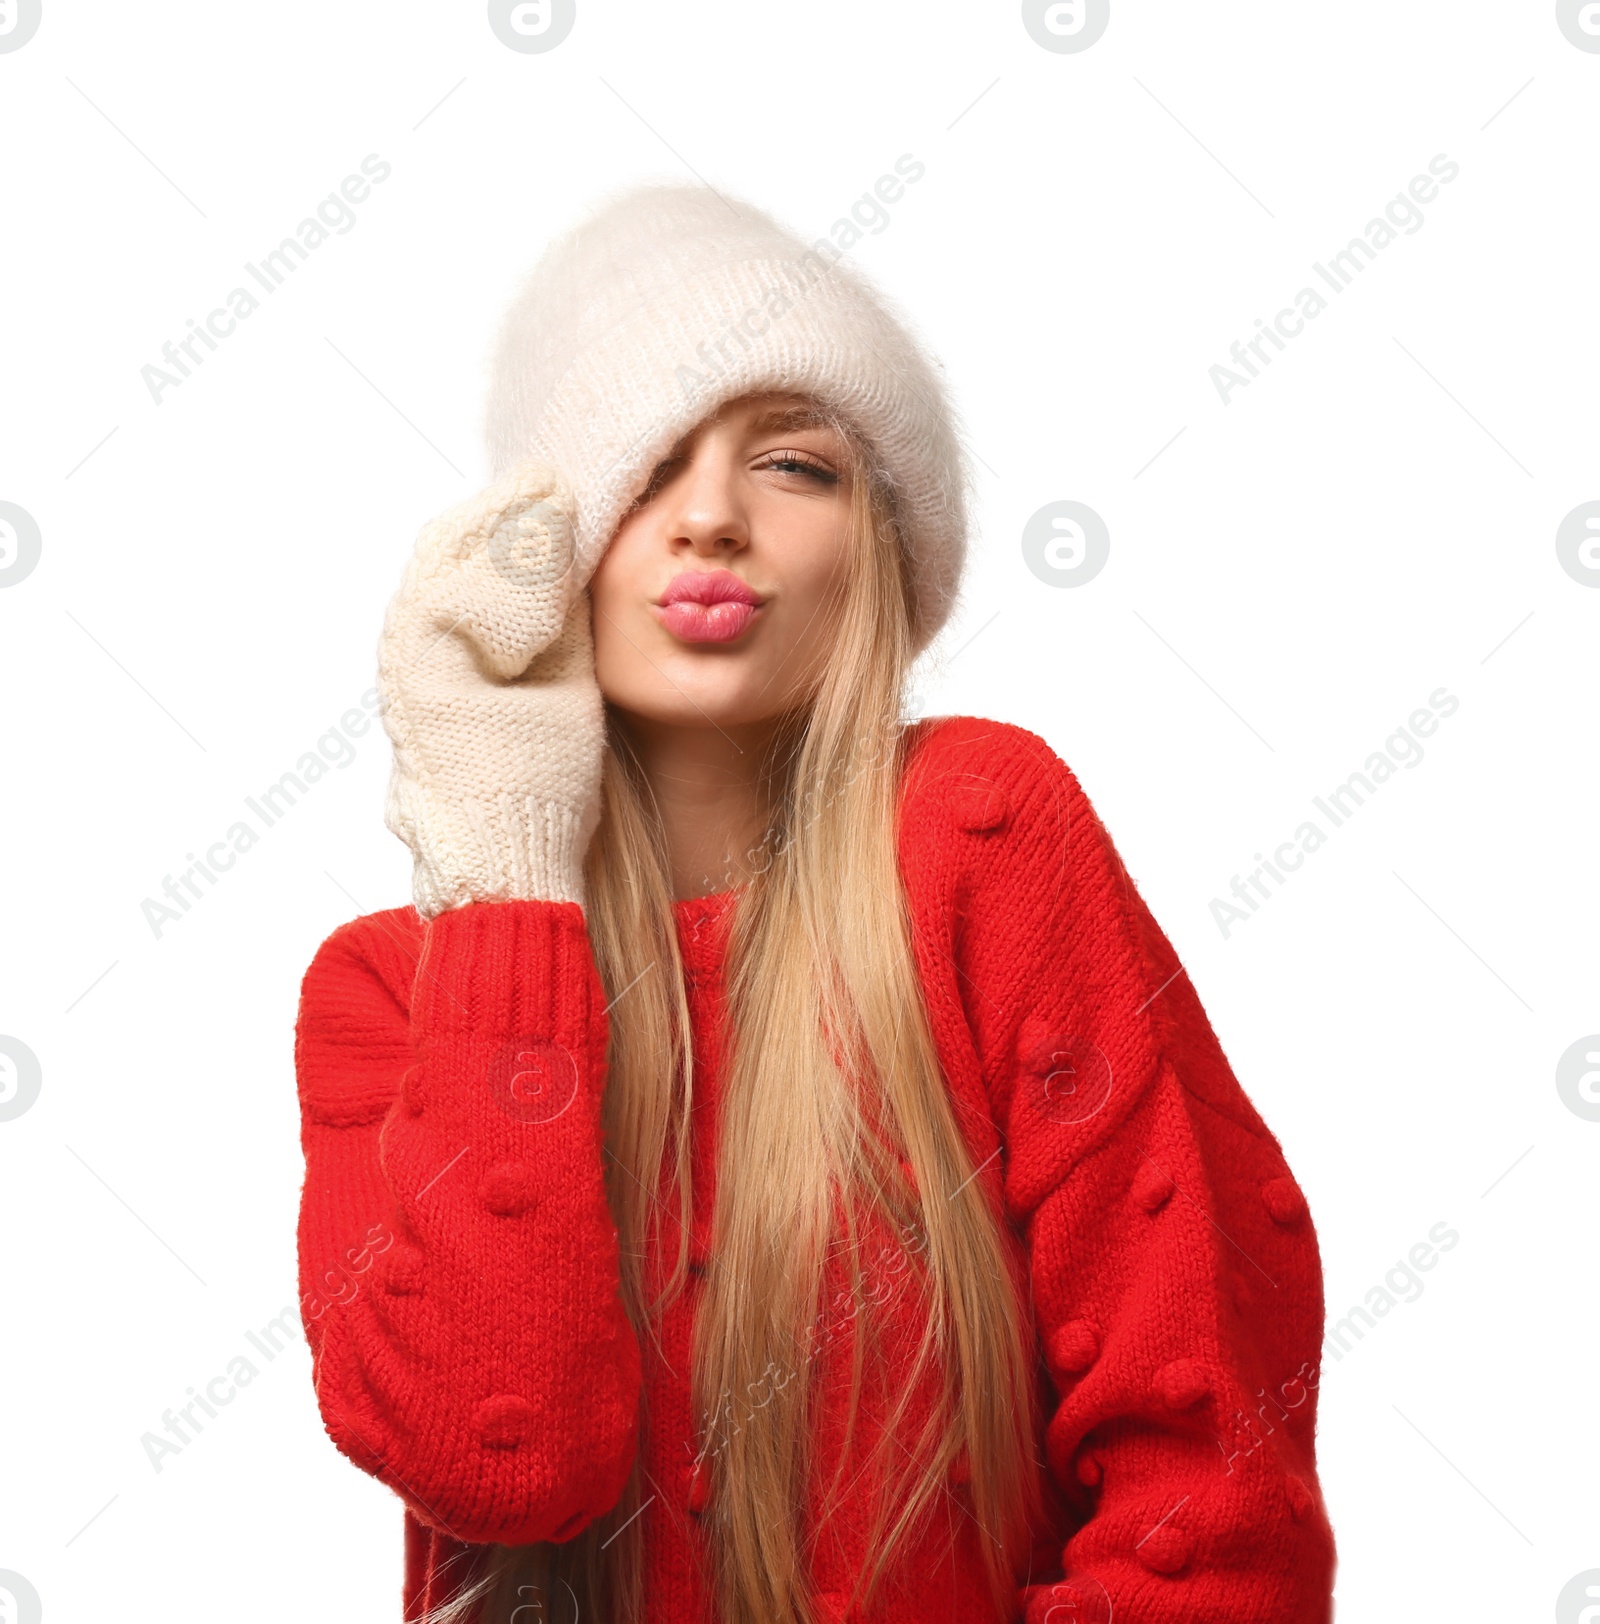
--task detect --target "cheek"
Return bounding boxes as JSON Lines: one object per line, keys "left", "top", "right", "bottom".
{"left": 587, "top": 536, "right": 650, "bottom": 694}
{"left": 589, "top": 594, "right": 641, "bottom": 703}
{"left": 776, "top": 511, "right": 853, "bottom": 624}
{"left": 588, "top": 528, "right": 632, "bottom": 613}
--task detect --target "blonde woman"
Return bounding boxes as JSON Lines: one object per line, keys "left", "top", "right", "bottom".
{"left": 294, "top": 186, "right": 1336, "bottom": 1624}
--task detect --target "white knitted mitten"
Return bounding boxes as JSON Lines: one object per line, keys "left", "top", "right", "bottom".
{"left": 376, "top": 459, "right": 603, "bottom": 917}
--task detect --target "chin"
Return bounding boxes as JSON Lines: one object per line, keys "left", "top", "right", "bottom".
{"left": 603, "top": 668, "right": 790, "bottom": 731}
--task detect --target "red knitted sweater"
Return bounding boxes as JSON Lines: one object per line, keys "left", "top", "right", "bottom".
{"left": 294, "top": 715, "right": 1336, "bottom": 1622}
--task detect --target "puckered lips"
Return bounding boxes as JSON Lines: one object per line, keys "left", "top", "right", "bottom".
{"left": 652, "top": 568, "right": 765, "bottom": 644}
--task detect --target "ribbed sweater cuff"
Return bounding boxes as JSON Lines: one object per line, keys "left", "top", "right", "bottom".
{"left": 410, "top": 899, "right": 599, "bottom": 1039}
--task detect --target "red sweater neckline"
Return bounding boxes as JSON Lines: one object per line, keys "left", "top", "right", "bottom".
{"left": 672, "top": 887, "right": 738, "bottom": 981}
{"left": 672, "top": 886, "right": 738, "bottom": 912}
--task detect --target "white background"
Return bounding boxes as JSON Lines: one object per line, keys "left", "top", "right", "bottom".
{"left": 1, "top": 3, "right": 1595, "bottom": 1620}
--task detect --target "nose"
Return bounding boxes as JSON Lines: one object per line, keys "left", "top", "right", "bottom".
{"left": 660, "top": 445, "right": 749, "bottom": 558}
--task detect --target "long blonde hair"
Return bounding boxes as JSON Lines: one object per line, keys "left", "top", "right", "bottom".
{"left": 422, "top": 402, "right": 1043, "bottom": 1624}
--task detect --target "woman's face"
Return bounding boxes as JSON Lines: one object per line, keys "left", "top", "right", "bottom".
{"left": 589, "top": 392, "right": 855, "bottom": 731}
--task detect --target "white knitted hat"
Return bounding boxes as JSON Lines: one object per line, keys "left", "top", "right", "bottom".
{"left": 483, "top": 182, "right": 969, "bottom": 653}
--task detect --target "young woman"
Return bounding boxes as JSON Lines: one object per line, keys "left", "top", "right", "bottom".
{"left": 294, "top": 186, "right": 1336, "bottom": 1624}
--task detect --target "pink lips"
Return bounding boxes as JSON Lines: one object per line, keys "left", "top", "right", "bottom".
{"left": 654, "top": 568, "right": 763, "bottom": 644}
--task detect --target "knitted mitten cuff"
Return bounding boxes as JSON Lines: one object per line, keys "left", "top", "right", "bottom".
{"left": 385, "top": 778, "right": 599, "bottom": 916}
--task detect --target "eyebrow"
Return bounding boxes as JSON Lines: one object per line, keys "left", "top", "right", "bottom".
{"left": 746, "top": 403, "right": 835, "bottom": 437}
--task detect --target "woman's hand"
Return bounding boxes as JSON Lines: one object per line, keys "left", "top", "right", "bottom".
{"left": 376, "top": 459, "right": 604, "bottom": 916}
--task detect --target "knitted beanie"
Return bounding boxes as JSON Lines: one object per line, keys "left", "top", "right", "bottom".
{"left": 482, "top": 182, "right": 970, "bottom": 652}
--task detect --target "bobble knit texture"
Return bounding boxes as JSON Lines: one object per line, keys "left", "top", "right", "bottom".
{"left": 483, "top": 182, "right": 972, "bottom": 654}
{"left": 294, "top": 717, "right": 1337, "bottom": 1622}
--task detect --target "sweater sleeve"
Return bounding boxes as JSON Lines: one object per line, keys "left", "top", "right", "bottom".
{"left": 907, "top": 721, "right": 1337, "bottom": 1623}
{"left": 293, "top": 899, "right": 642, "bottom": 1548}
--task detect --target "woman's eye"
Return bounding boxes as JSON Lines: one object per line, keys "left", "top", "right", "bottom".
{"left": 758, "top": 452, "right": 838, "bottom": 485}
